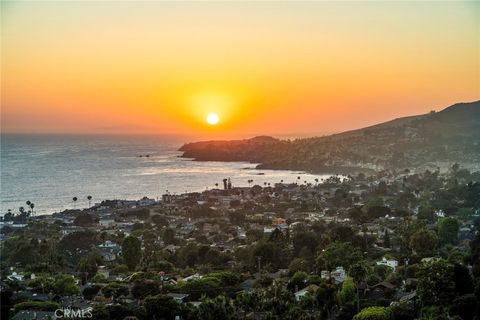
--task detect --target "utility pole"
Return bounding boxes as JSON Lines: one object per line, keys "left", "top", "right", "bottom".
{"left": 159, "top": 271, "right": 165, "bottom": 293}
{"left": 257, "top": 256, "right": 262, "bottom": 273}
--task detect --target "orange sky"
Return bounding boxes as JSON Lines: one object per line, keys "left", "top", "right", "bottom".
{"left": 1, "top": 1, "right": 479, "bottom": 138}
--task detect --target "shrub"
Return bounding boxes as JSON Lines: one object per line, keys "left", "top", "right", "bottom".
{"left": 353, "top": 306, "right": 392, "bottom": 320}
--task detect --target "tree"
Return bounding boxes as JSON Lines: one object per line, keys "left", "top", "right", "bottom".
{"left": 28, "top": 276, "right": 55, "bottom": 293}
{"left": 453, "top": 264, "right": 474, "bottom": 295}
{"left": 82, "top": 285, "right": 101, "bottom": 300}
{"left": 203, "top": 271, "right": 242, "bottom": 287}
{"left": 438, "top": 217, "right": 460, "bottom": 245}
{"left": 315, "top": 282, "right": 337, "bottom": 319}
{"left": 349, "top": 261, "right": 368, "bottom": 313}
{"left": 194, "top": 295, "right": 237, "bottom": 320}
{"left": 5, "top": 238, "right": 39, "bottom": 266}
{"left": 74, "top": 213, "right": 96, "bottom": 226}
{"left": 162, "top": 228, "right": 176, "bottom": 245}
{"left": 58, "top": 230, "right": 99, "bottom": 263}
{"left": 73, "top": 197, "right": 78, "bottom": 208}
{"left": 338, "top": 277, "right": 356, "bottom": 305}
{"left": 122, "top": 236, "right": 142, "bottom": 271}
{"left": 288, "top": 258, "right": 309, "bottom": 274}
{"left": 102, "top": 282, "right": 129, "bottom": 299}
{"left": 87, "top": 195, "right": 92, "bottom": 207}
{"left": 292, "top": 231, "right": 318, "bottom": 257}
{"left": 152, "top": 215, "right": 169, "bottom": 227}
{"left": 131, "top": 279, "right": 161, "bottom": 299}
{"left": 410, "top": 229, "right": 438, "bottom": 257}
{"left": 252, "top": 241, "right": 282, "bottom": 270}
{"left": 417, "top": 259, "right": 455, "bottom": 306}
{"left": 246, "top": 229, "right": 263, "bottom": 244}
{"left": 449, "top": 294, "right": 477, "bottom": 320}
{"left": 78, "top": 251, "right": 102, "bottom": 283}
{"left": 396, "top": 218, "right": 427, "bottom": 253}
{"left": 235, "top": 292, "right": 260, "bottom": 320}
{"left": 418, "top": 205, "right": 436, "bottom": 222}
{"left": 353, "top": 306, "right": 392, "bottom": 320}
{"left": 177, "top": 244, "right": 199, "bottom": 268}
{"left": 180, "top": 278, "right": 222, "bottom": 300}
{"left": 53, "top": 274, "right": 80, "bottom": 295}
{"left": 383, "top": 229, "right": 390, "bottom": 248}
{"left": 316, "top": 242, "right": 362, "bottom": 271}
{"left": 143, "top": 294, "right": 184, "bottom": 320}
{"left": 269, "top": 228, "right": 286, "bottom": 244}
{"left": 288, "top": 271, "right": 308, "bottom": 291}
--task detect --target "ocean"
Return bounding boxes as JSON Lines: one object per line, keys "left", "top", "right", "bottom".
{"left": 0, "top": 134, "right": 332, "bottom": 215}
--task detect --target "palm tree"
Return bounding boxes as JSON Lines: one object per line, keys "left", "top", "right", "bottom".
{"left": 87, "top": 195, "right": 92, "bottom": 207}
{"left": 73, "top": 197, "right": 78, "bottom": 209}
{"left": 349, "top": 262, "right": 368, "bottom": 313}
{"left": 5, "top": 209, "right": 12, "bottom": 218}
{"left": 29, "top": 203, "right": 35, "bottom": 216}
{"left": 215, "top": 183, "right": 219, "bottom": 188}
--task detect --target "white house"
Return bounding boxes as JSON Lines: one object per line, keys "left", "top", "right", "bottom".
{"left": 294, "top": 284, "right": 319, "bottom": 301}
{"left": 376, "top": 257, "right": 398, "bottom": 272}
{"left": 321, "top": 267, "right": 347, "bottom": 284}
{"left": 183, "top": 273, "right": 202, "bottom": 282}
{"left": 331, "top": 267, "right": 347, "bottom": 284}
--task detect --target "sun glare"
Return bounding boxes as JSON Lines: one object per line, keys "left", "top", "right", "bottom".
{"left": 206, "top": 113, "right": 220, "bottom": 125}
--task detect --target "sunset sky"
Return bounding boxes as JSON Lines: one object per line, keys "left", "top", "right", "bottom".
{"left": 1, "top": 1, "right": 479, "bottom": 137}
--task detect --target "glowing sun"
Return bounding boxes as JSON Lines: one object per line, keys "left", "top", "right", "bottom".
{"left": 206, "top": 113, "right": 220, "bottom": 125}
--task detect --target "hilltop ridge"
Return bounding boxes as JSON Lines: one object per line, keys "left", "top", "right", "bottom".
{"left": 180, "top": 100, "right": 480, "bottom": 174}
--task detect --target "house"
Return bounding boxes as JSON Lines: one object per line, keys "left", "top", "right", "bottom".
{"left": 99, "top": 217, "right": 116, "bottom": 228}
{"left": 7, "top": 272, "right": 25, "bottom": 282}
{"left": 263, "top": 227, "right": 275, "bottom": 235}
{"left": 12, "top": 291, "right": 52, "bottom": 302}
{"left": 165, "top": 244, "right": 178, "bottom": 254}
{"left": 167, "top": 293, "right": 189, "bottom": 303}
{"left": 138, "top": 197, "right": 156, "bottom": 207}
{"left": 458, "top": 227, "right": 475, "bottom": 241}
{"left": 294, "top": 284, "right": 319, "bottom": 301}
{"left": 270, "top": 269, "right": 289, "bottom": 280}
{"left": 330, "top": 267, "right": 347, "bottom": 284}
{"left": 272, "top": 217, "right": 287, "bottom": 228}
{"left": 98, "top": 241, "right": 121, "bottom": 262}
{"left": 320, "top": 270, "right": 330, "bottom": 280}
{"left": 435, "top": 209, "right": 445, "bottom": 218}
{"left": 183, "top": 273, "right": 202, "bottom": 282}
{"left": 376, "top": 257, "right": 399, "bottom": 272}
{"left": 367, "top": 282, "right": 396, "bottom": 299}
{"left": 11, "top": 311, "right": 56, "bottom": 320}
{"left": 398, "top": 290, "right": 417, "bottom": 302}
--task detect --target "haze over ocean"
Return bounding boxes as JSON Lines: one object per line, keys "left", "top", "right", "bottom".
{"left": 0, "top": 134, "right": 330, "bottom": 215}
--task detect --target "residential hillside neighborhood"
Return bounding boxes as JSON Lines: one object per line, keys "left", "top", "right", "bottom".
{"left": 1, "top": 165, "right": 480, "bottom": 320}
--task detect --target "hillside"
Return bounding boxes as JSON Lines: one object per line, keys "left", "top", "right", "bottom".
{"left": 179, "top": 100, "right": 480, "bottom": 174}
